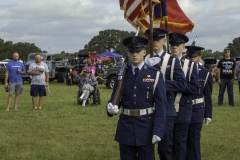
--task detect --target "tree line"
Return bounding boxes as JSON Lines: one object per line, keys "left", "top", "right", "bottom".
{"left": 1, "top": 30, "right": 240, "bottom": 61}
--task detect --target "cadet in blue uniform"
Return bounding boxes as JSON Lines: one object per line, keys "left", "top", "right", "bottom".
{"left": 169, "top": 32, "right": 199, "bottom": 160}
{"left": 107, "top": 36, "right": 167, "bottom": 160}
{"left": 145, "top": 28, "right": 187, "bottom": 160}
{"left": 185, "top": 46, "right": 213, "bottom": 160}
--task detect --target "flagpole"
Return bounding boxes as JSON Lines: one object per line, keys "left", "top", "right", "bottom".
{"left": 149, "top": 0, "right": 153, "bottom": 58}
{"left": 165, "top": 20, "right": 170, "bottom": 54}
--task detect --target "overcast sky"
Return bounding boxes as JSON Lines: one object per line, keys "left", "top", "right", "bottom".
{"left": 0, "top": 0, "right": 240, "bottom": 54}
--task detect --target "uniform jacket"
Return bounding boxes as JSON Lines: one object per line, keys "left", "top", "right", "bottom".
{"left": 153, "top": 52, "right": 187, "bottom": 117}
{"left": 191, "top": 65, "right": 213, "bottom": 123}
{"left": 108, "top": 64, "right": 167, "bottom": 146}
{"left": 174, "top": 57, "right": 199, "bottom": 123}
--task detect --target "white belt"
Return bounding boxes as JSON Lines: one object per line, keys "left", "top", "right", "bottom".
{"left": 192, "top": 98, "right": 204, "bottom": 105}
{"left": 122, "top": 107, "right": 154, "bottom": 116}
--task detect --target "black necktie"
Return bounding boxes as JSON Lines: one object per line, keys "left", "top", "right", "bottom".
{"left": 134, "top": 68, "right": 139, "bottom": 78}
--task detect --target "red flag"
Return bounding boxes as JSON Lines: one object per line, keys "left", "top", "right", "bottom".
{"left": 137, "top": 0, "right": 194, "bottom": 35}
{"left": 159, "top": 0, "right": 194, "bottom": 34}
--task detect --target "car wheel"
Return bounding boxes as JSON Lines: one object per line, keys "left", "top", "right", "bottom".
{"left": 108, "top": 77, "right": 115, "bottom": 89}
{"left": 57, "top": 73, "right": 62, "bottom": 83}
{"left": 62, "top": 73, "right": 67, "bottom": 84}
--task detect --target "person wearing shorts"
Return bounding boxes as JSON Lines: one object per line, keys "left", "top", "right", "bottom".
{"left": 5, "top": 52, "right": 26, "bottom": 111}
{"left": 27, "top": 53, "right": 49, "bottom": 109}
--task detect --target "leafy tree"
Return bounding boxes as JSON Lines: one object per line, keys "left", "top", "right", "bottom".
{"left": 0, "top": 39, "right": 13, "bottom": 60}
{"left": 9, "top": 42, "right": 41, "bottom": 61}
{"left": 226, "top": 36, "right": 240, "bottom": 58}
{"left": 201, "top": 49, "right": 214, "bottom": 59}
{"left": 79, "top": 29, "right": 135, "bottom": 57}
{"left": 212, "top": 51, "right": 223, "bottom": 59}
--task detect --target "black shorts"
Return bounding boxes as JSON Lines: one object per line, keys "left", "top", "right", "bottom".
{"left": 30, "top": 85, "right": 46, "bottom": 96}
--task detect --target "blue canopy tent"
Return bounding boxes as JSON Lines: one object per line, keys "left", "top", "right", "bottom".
{"left": 95, "top": 52, "right": 122, "bottom": 66}
{"left": 95, "top": 52, "right": 122, "bottom": 58}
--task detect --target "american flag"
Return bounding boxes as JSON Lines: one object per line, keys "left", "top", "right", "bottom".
{"left": 120, "top": 0, "right": 160, "bottom": 36}
{"left": 120, "top": 0, "right": 194, "bottom": 35}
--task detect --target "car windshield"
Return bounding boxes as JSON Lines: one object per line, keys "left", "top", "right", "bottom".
{"left": 28, "top": 54, "right": 47, "bottom": 61}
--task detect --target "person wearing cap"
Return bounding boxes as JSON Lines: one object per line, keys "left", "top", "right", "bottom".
{"left": 217, "top": 48, "right": 236, "bottom": 106}
{"left": 185, "top": 46, "right": 213, "bottom": 160}
{"left": 145, "top": 28, "right": 187, "bottom": 160}
{"left": 107, "top": 36, "right": 167, "bottom": 160}
{"left": 168, "top": 32, "right": 199, "bottom": 160}
{"left": 74, "top": 68, "right": 98, "bottom": 106}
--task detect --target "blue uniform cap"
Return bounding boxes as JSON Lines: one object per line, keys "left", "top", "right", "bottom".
{"left": 145, "top": 28, "right": 169, "bottom": 41}
{"left": 185, "top": 46, "right": 204, "bottom": 58}
{"left": 169, "top": 32, "right": 189, "bottom": 44}
{"left": 123, "top": 36, "right": 149, "bottom": 52}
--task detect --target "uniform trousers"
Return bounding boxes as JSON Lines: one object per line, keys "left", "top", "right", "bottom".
{"left": 158, "top": 116, "right": 175, "bottom": 160}
{"left": 119, "top": 143, "right": 154, "bottom": 160}
{"left": 173, "top": 123, "right": 189, "bottom": 160}
{"left": 185, "top": 123, "right": 203, "bottom": 160}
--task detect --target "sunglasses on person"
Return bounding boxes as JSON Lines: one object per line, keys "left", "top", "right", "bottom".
{"left": 84, "top": 71, "right": 91, "bottom": 73}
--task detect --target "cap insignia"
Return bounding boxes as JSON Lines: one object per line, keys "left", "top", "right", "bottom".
{"left": 132, "top": 37, "right": 137, "bottom": 43}
{"left": 172, "top": 33, "right": 177, "bottom": 38}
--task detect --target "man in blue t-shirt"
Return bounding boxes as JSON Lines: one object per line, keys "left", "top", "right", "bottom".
{"left": 5, "top": 52, "right": 26, "bottom": 111}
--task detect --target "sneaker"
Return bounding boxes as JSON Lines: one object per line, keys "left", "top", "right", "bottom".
{"left": 6, "top": 108, "right": 9, "bottom": 111}
{"left": 39, "top": 107, "right": 42, "bottom": 109}
{"left": 34, "top": 107, "right": 37, "bottom": 109}
{"left": 14, "top": 108, "right": 18, "bottom": 111}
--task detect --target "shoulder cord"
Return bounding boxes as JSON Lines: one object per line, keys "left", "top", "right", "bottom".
{"left": 161, "top": 53, "right": 171, "bottom": 81}
{"left": 174, "top": 59, "right": 189, "bottom": 112}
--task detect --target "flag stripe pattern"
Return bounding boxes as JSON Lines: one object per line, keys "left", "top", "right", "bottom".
{"left": 120, "top": 0, "right": 194, "bottom": 36}
{"left": 119, "top": 0, "right": 160, "bottom": 36}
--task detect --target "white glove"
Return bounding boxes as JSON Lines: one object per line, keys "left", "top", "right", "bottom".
{"left": 145, "top": 57, "right": 161, "bottom": 66}
{"left": 152, "top": 135, "right": 161, "bottom": 144}
{"left": 206, "top": 118, "right": 211, "bottom": 125}
{"left": 107, "top": 103, "right": 119, "bottom": 115}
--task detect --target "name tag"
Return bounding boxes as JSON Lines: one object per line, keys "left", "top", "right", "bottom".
{"left": 143, "top": 78, "right": 155, "bottom": 83}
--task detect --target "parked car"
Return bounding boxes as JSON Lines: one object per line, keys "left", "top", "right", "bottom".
{"left": 103, "top": 66, "right": 121, "bottom": 89}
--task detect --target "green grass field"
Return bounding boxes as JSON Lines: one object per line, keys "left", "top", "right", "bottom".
{"left": 0, "top": 81, "right": 240, "bottom": 160}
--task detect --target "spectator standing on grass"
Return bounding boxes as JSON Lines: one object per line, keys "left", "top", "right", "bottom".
{"left": 107, "top": 36, "right": 167, "bottom": 160}
{"left": 217, "top": 48, "right": 236, "bottom": 106}
{"left": 5, "top": 52, "right": 26, "bottom": 111}
{"left": 185, "top": 46, "right": 213, "bottom": 160}
{"left": 74, "top": 68, "right": 98, "bottom": 106}
{"left": 27, "top": 53, "right": 49, "bottom": 109}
